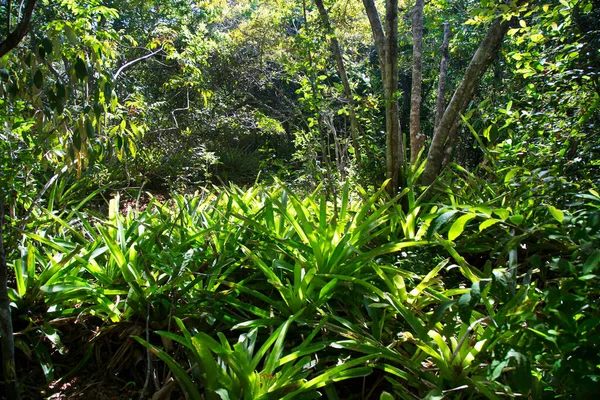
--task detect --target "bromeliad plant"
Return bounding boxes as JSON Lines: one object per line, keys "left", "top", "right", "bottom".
{"left": 236, "top": 181, "right": 429, "bottom": 317}
{"left": 13, "top": 175, "right": 597, "bottom": 399}
{"left": 136, "top": 312, "right": 378, "bottom": 400}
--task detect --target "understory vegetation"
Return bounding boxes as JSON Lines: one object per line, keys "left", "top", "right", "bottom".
{"left": 1, "top": 0, "right": 599, "bottom": 399}
{"left": 7, "top": 168, "right": 600, "bottom": 399}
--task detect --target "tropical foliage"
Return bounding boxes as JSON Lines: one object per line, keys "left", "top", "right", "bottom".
{"left": 0, "top": 0, "right": 598, "bottom": 399}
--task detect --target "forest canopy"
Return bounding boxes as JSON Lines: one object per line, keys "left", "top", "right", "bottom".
{"left": 0, "top": 0, "right": 599, "bottom": 399}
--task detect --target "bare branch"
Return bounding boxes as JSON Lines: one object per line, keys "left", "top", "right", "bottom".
{"left": 113, "top": 46, "right": 164, "bottom": 80}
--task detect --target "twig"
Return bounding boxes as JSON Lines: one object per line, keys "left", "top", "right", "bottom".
{"left": 171, "top": 88, "right": 190, "bottom": 128}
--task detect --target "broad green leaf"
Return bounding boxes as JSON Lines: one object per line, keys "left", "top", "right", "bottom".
{"left": 427, "top": 210, "right": 458, "bottom": 239}
{"left": 479, "top": 219, "right": 500, "bottom": 232}
{"left": 34, "top": 70, "right": 43, "bottom": 88}
{"left": 493, "top": 209, "right": 510, "bottom": 220}
{"left": 85, "top": 117, "right": 95, "bottom": 139}
{"left": 584, "top": 251, "right": 600, "bottom": 274}
{"left": 73, "top": 131, "right": 81, "bottom": 151}
{"left": 429, "top": 330, "right": 451, "bottom": 362}
{"left": 42, "top": 37, "right": 54, "bottom": 55}
{"left": 380, "top": 392, "right": 395, "bottom": 400}
{"left": 65, "top": 24, "right": 78, "bottom": 44}
{"left": 508, "top": 215, "right": 524, "bottom": 225}
{"left": 74, "top": 57, "right": 88, "bottom": 80}
{"left": 547, "top": 205, "right": 564, "bottom": 223}
{"left": 104, "top": 81, "right": 112, "bottom": 101}
{"left": 448, "top": 213, "right": 477, "bottom": 241}
{"left": 425, "top": 300, "right": 456, "bottom": 331}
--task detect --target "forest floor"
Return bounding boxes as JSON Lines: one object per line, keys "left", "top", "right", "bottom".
{"left": 17, "top": 317, "right": 177, "bottom": 400}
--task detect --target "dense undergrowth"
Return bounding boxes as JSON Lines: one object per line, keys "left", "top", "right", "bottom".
{"left": 7, "top": 163, "right": 600, "bottom": 399}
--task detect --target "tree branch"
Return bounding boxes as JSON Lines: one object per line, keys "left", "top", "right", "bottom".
{"left": 421, "top": 16, "right": 510, "bottom": 185}
{"left": 113, "top": 46, "right": 164, "bottom": 80}
{"left": 0, "top": 0, "right": 36, "bottom": 58}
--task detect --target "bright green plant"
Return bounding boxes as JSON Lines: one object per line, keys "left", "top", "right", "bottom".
{"left": 136, "top": 312, "right": 378, "bottom": 399}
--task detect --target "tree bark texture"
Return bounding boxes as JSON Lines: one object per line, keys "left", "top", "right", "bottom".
{"left": 409, "top": 0, "right": 424, "bottom": 165}
{"left": 0, "top": 197, "right": 18, "bottom": 400}
{"left": 421, "top": 17, "right": 510, "bottom": 185}
{"left": 0, "top": 0, "right": 37, "bottom": 58}
{"left": 363, "top": 0, "right": 403, "bottom": 195}
{"left": 314, "top": 0, "right": 362, "bottom": 166}
{"left": 363, "top": 0, "right": 386, "bottom": 75}
{"left": 434, "top": 22, "right": 451, "bottom": 132}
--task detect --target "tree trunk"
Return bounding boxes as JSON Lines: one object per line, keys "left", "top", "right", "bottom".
{"left": 0, "top": 196, "right": 19, "bottom": 400}
{"left": 421, "top": 17, "right": 510, "bottom": 185}
{"left": 314, "top": 0, "right": 362, "bottom": 166}
{"left": 441, "top": 119, "right": 459, "bottom": 167}
{"left": 409, "top": 0, "right": 424, "bottom": 165}
{"left": 363, "top": 0, "right": 403, "bottom": 195}
{"left": 434, "top": 22, "right": 451, "bottom": 132}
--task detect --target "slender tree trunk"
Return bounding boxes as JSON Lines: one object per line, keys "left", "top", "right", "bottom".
{"left": 363, "top": 0, "right": 386, "bottom": 75}
{"left": 384, "top": 0, "right": 403, "bottom": 194}
{"left": 363, "top": 0, "right": 403, "bottom": 195}
{"left": 409, "top": 0, "right": 424, "bottom": 165}
{"left": 434, "top": 22, "right": 451, "bottom": 132}
{"left": 399, "top": 73, "right": 411, "bottom": 133}
{"left": 0, "top": 196, "right": 19, "bottom": 400}
{"left": 314, "top": 0, "right": 362, "bottom": 166}
{"left": 421, "top": 17, "right": 510, "bottom": 185}
{"left": 436, "top": 22, "right": 453, "bottom": 168}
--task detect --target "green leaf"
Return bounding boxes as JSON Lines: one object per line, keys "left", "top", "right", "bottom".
{"left": 448, "top": 213, "right": 477, "bottom": 241}
{"left": 215, "top": 388, "right": 231, "bottom": 400}
{"left": 73, "top": 131, "right": 81, "bottom": 151}
{"left": 458, "top": 292, "right": 473, "bottom": 322}
{"left": 42, "top": 37, "right": 54, "bottom": 56}
{"left": 424, "top": 388, "right": 444, "bottom": 400}
{"left": 427, "top": 210, "right": 458, "bottom": 239}
{"left": 104, "top": 81, "right": 112, "bottom": 101}
{"left": 55, "top": 99, "right": 64, "bottom": 115}
{"left": 547, "top": 205, "right": 564, "bottom": 223}
{"left": 426, "top": 300, "right": 456, "bottom": 331}
{"left": 94, "top": 102, "right": 103, "bottom": 120}
{"left": 379, "top": 392, "right": 394, "bottom": 400}
{"left": 492, "top": 209, "right": 509, "bottom": 220}
{"left": 85, "top": 117, "right": 95, "bottom": 139}
{"left": 479, "top": 219, "right": 500, "bottom": 232}
{"left": 508, "top": 215, "right": 524, "bottom": 225}
{"left": 459, "top": 279, "right": 490, "bottom": 322}
{"left": 56, "top": 82, "right": 66, "bottom": 99}
{"left": 506, "top": 349, "right": 532, "bottom": 394}
{"left": 34, "top": 70, "right": 44, "bottom": 89}
{"left": 74, "top": 57, "right": 89, "bottom": 80}
{"left": 134, "top": 337, "right": 203, "bottom": 400}
{"left": 33, "top": 342, "right": 54, "bottom": 383}
{"left": 584, "top": 251, "right": 600, "bottom": 274}
{"left": 65, "top": 25, "right": 78, "bottom": 44}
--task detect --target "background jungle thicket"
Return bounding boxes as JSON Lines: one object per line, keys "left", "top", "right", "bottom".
{"left": 0, "top": 0, "right": 599, "bottom": 399}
